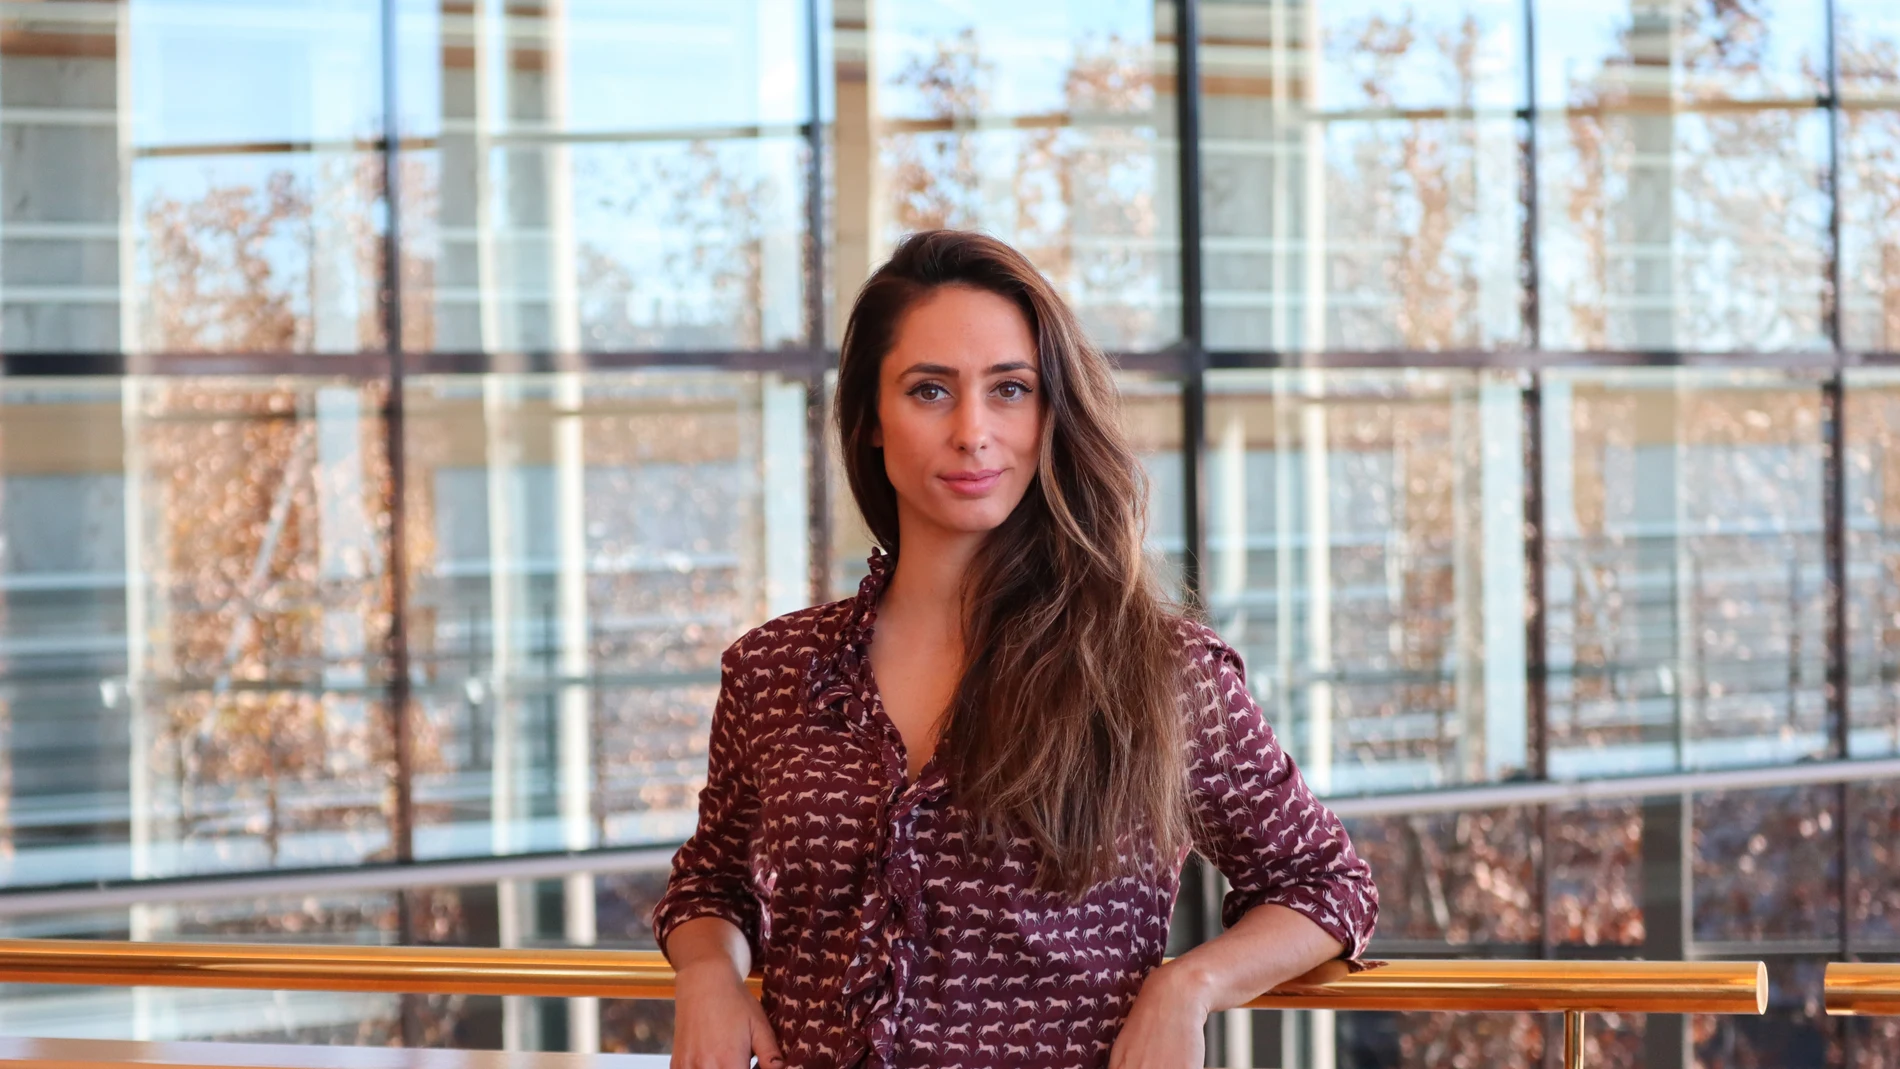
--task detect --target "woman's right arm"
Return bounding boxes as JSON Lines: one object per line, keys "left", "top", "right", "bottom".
{"left": 652, "top": 644, "right": 784, "bottom": 1069}
{"left": 665, "top": 916, "right": 783, "bottom": 1069}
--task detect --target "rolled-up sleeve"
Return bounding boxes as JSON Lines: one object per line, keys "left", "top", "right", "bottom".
{"left": 651, "top": 643, "right": 764, "bottom": 962}
{"left": 1184, "top": 630, "right": 1378, "bottom": 959}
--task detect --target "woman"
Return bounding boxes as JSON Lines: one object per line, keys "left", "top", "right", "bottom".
{"left": 654, "top": 230, "right": 1376, "bottom": 1069}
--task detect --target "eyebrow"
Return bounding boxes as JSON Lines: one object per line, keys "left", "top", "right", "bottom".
{"left": 897, "top": 360, "right": 1038, "bottom": 378}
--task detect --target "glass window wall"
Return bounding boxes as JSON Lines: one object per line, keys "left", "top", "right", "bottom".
{"left": 0, "top": 1, "right": 1894, "bottom": 1064}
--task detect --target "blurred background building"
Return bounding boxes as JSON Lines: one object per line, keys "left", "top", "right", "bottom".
{"left": 0, "top": 0, "right": 1896, "bottom": 1066}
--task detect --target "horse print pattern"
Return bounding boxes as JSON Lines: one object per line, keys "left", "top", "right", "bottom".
{"left": 652, "top": 551, "right": 1377, "bottom": 1068}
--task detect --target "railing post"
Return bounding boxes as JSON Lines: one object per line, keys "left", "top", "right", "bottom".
{"left": 1562, "top": 1010, "right": 1585, "bottom": 1069}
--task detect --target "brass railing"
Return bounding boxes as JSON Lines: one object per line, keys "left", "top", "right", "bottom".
{"left": 0, "top": 940, "right": 1767, "bottom": 1068}
{"left": 1826, "top": 962, "right": 1900, "bottom": 1017}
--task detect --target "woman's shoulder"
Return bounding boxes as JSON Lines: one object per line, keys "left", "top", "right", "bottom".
{"left": 720, "top": 597, "right": 858, "bottom": 674}
{"left": 1166, "top": 613, "right": 1242, "bottom": 671}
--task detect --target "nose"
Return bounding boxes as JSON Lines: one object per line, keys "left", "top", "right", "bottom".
{"left": 949, "top": 393, "right": 989, "bottom": 455}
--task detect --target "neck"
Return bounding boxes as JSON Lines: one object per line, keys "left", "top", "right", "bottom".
{"left": 881, "top": 518, "right": 985, "bottom": 632}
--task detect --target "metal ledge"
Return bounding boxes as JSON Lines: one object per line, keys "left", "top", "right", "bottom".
{"left": 0, "top": 940, "right": 1767, "bottom": 1017}
{"left": 1826, "top": 962, "right": 1900, "bottom": 1016}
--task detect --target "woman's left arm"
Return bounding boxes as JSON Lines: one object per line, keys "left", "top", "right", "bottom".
{"left": 1111, "top": 630, "right": 1378, "bottom": 1069}
{"left": 1110, "top": 903, "right": 1340, "bottom": 1069}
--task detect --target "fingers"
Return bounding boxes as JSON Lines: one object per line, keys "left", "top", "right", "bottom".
{"left": 748, "top": 1000, "right": 786, "bottom": 1069}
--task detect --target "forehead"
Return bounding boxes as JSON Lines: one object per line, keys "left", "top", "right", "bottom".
{"left": 887, "top": 285, "right": 1038, "bottom": 369}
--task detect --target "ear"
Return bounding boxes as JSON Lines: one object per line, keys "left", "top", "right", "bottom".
{"left": 871, "top": 424, "right": 883, "bottom": 448}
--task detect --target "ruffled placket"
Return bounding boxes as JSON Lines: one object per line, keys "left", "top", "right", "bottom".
{"left": 801, "top": 550, "right": 950, "bottom": 1069}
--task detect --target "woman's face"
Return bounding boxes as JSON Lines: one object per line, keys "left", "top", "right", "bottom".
{"left": 874, "top": 284, "right": 1044, "bottom": 543}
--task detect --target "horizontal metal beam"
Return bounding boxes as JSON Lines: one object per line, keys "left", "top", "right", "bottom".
{"left": 1326, "top": 755, "right": 1900, "bottom": 819}
{"left": 6, "top": 755, "right": 1891, "bottom": 916}
{"left": 0, "top": 1038, "right": 659, "bottom": 1069}
{"left": 1208, "top": 348, "right": 1900, "bottom": 371}
{"left": 0, "top": 847, "right": 674, "bottom": 919}
{"left": 10, "top": 348, "right": 1900, "bottom": 379}
{"left": 0, "top": 349, "right": 827, "bottom": 379}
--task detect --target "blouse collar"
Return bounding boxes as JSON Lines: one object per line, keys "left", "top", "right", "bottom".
{"left": 804, "top": 547, "right": 893, "bottom": 716}
{"left": 844, "top": 546, "right": 893, "bottom": 644}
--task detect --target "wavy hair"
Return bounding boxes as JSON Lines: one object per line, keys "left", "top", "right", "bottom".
{"left": 835, "top": 229, "right": 1190, "bottom": 897}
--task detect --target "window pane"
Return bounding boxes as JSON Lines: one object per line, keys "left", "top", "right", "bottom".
{"left": 1536, "top": 0, "right": 1827, "bottom": 107}
{"left": 1550, "top": 800, "right": 1645, "bottom": 948}
{"left": 1339, "top": 1009, "right": 1546, "bottom": 1069}
{"left": 1536, "top": 108, "right": 1830, "bottom": 351}
{"left": 1, "top": 4, "right": 125, "bottom": 351}
{"left": 399, "top": 2, "right": 814, "bottom": 353}
{"left": 1, "top": 378, "right": 396, "bottom": 887}
{"left": 1543, "top": 369, "right": 1827, "bottom": 776}
{"left": 0, "top": 2, "right": 388, "bottom": 354}
{"left": 1535, "top": 0, "right": 1831, "bottom": 352}
{"left": 831, "top": 0, "right": 1179, "bottom": 350}
{"left": 1846, "top": 372, "right": 1900, "bottom": 756}
{"left": 1836, "top": 0, "right": 1900, "bottom": 104}
{"left": 1199, "top": 0, "right": 1527, "bottom": 351}
{"left": 1344, "top": 806, "right": 1539, "bottom": 948}
{"left": 0, "top": 381, "right": 132, "bottom": 884}
{"left": 134, "top": 153, "right": 387, "bottom": 353}
{"left": 1849, "top": 780, "right": 1900, "bottom": 948}
{"left": 1839, "top": 105, "right": 1900, "bottom": 351}
{"left": 1207, "top": 369, "right": 1529, "bottom": 794}
{"left": 1692, "top": 786, "right": 1841, "bottom": 946}
{"left": 403, "top": 371, "right": 799, "bottom": 859}
{"left": 403, "top": 139, "right": 809, "bottom": 353}
{"left": 130, "top": 0, "right": 383, "bottom": 148}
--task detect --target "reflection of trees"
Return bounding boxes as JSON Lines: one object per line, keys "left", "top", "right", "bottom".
{"left": 387, "top": 156, "right": 441, "bottom": 352}
{"left": 1327, "top": 12, "right": 1499, "bottom": 349}
{"left": 577, "top": 141, "right": 790, "bottom": 349}
{"left": 880, "top": 29, "right": 1162, "bottom": 347}
{"left": 1347, "top": 809, "right": 1538, "bottom": 947}
{"left": 143, "top": 174, "right": 313, "bottom": 351}
{"left": 1343, "top": 808, "right": 1544, "bottom": 1069}
{"left": 1693, "top": 787, "right": 1839, "bottom": 942}
{"left": 1840, "top": 23, "right": 1900, "bottom": 350}
{"left": 1555, "top": 382, "right": 1827, "bottom": 754}
{"left": 886, "top": 28, "right": 989, "bottom": 233}
{"left": 139, "top": 383, "right": 395, "bottom": 866}
{"left": 1549, "top": 803, "right": 1644, "bottom": 946}
{"left": 142, "top": 158, "right": 389, "bottom": 353}
{"left": 1548, "top": 1, "right": 1826, "bottom": 350}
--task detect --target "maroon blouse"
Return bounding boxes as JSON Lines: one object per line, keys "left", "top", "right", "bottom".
{"left": 652, "top": 553, "right": 1376, "bottom": 1069}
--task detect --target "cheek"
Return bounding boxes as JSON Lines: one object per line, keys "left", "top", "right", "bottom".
{"left": 1004, "top": 408, "right": 1046, "bottom": 461}
{"left": 875, "top": 409, "right": 928, "bottom": 477}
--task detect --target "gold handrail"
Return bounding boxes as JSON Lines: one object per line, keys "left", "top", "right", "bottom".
{"left": 0, "top": 939, "right": 694, "bottom": 1000}
{"left": 1246, "top": 958, "right": 1767, "bottom": 1015}
{"left": 0, "top": 940, "right": 1767, "bottom": 1069}
{"left": 1826, "top": 962, "right": 1900, "bottom": 1016}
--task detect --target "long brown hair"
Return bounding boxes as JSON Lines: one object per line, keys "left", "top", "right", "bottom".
{"left": 835, "top": 229, "right": 1190, "bottom": 897}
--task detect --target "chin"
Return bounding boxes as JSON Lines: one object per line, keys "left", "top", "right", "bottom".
{"left": 927, "top": 503, "right": 1015, "bottom": 537}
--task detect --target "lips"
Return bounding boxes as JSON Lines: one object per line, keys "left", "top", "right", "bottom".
{"left": 939, "top": 468, "right": 1004, "bottom": 495}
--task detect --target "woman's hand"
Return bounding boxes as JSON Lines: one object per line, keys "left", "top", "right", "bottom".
{"left": 669, "top": 959, "right": 784, "bottom": 1069}
{"left": 1108, "top": 960, "right": 1212, "bottom": 1069}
